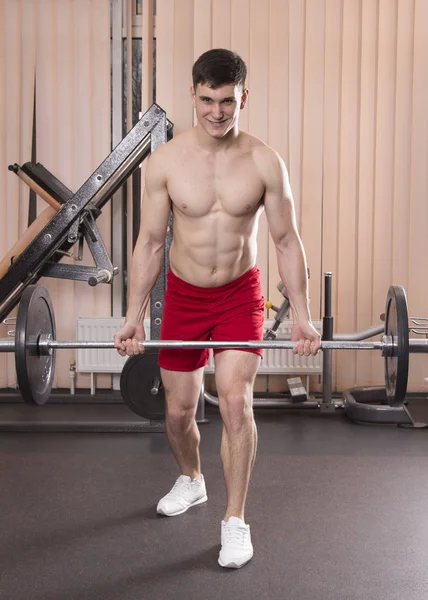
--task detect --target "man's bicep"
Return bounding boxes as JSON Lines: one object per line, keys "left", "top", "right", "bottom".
{"left": 139, "top": 154, "right": 171, "bottom": 241}
{"left": 264, "top": 163, "right": 298, "bottom": 247}
{"left": 139, "top": 187, "right": 170, "bottom": 239}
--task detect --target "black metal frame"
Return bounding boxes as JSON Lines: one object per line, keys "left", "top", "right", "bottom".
{"left": 0, "top": 104, "right": 173, "bottom": 323}
{"left": 13, "top": 163, "right": 116, "bottom": 284}
{"left": 342, "top": 386, "right": 422, "bottom": 426}
{"left": 148, "top": 117, "right": 170, "bottom": 340}
{"left": 0, "top": 104, "right": 173, "bottom": 433}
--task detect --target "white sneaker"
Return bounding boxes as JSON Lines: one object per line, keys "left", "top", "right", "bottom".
{"left": 218, "top": 516, "right": 254, "bottom": 569}
{"left": 156, "top": 474, "right": 207, "bottom": 516}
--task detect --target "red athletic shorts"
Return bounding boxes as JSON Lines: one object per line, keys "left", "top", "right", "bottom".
{"left": 158, "top": 266, "right": 265, "bottom": 372}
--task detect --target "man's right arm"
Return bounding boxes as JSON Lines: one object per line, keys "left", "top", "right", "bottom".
{"left": 125, "top": 149, "right": 171, "bottom": 326}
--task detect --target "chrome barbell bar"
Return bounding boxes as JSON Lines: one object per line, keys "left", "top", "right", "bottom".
{"left": 0, "top": 335, "right": 427, "bottom": 353}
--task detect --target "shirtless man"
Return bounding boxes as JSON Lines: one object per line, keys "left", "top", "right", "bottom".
{"left": 114, "top": 48, "right": 321, "bottom": 569}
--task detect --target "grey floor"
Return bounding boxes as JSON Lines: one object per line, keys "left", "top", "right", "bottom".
{"left": 1, "top": 400, "right": 428, "bottom": 600}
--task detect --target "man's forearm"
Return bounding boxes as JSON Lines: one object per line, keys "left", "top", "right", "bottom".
{"left": 125, "top": 238, "right": 165, "bottom": 324}
{"left": 276, "top": 237, "right": 312, "bottom": 323}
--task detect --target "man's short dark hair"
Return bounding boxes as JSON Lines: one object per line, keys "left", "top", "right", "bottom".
{"left": 192, "top": 49, "right": 247, "bottom": 89}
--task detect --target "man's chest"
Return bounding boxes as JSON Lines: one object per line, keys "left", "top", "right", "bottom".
{"left": 166, "top": 154, "right": 265, "bottom": 217}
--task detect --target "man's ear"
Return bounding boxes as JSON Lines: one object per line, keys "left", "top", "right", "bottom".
{"left": 240, "top": 88, "right": 249, "bottom": 110}
{"left": 190, "top": 85, "right": 196, "bottom": 107}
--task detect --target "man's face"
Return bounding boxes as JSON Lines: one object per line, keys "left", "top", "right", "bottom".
{"left": 191, "top": 82, "right": 248, "bottom": 139}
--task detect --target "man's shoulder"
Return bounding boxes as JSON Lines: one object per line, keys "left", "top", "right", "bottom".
{"left": 239, "top": 132, "right": 281, "bottom": 164}
{"left": 146, "top": 130, "right": 195, "bottom": 184}
{"left": 241, "top": 135, "right": 285, "bottom": 180}
{"left": 149, "top": 129, "right": 193, "bottom": 161}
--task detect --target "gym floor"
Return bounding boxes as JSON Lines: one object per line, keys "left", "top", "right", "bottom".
{"left": 1, "top": 399, "right": 428, "bottom": 600}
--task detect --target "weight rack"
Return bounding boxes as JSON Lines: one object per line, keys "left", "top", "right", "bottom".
{"left": 0, "top": 104, "right": 173, "bottom": 432}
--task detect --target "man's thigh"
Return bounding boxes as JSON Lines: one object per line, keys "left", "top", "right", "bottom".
{"left": 214, "top": 350, "right": 261, "bottom": 398}
{"left": 212, "top": 306, "right": 264, "bottom": 363}
{"left": 210, "top": 274, "right": 265, "bottom": 362}
{"left": 158, "top": 280, "right": 212, "bottom": 371}
{"left": 160, "top": 366, "right": 205, "bottom": 411}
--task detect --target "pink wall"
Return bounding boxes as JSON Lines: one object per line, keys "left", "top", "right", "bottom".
{"left": 0, "top": 0, "right": 111, "bottom": 389}
{"left": 155, "top": 0, "right": 428, "bottom": 391}
{"left": 1, "top": 1, "right": 427, "bottom": 393}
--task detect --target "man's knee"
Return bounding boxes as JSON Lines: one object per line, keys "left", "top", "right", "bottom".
{"left": 165, "top": 395, "right": 198, "bottom": 431}
{"left": 161, "top": 367, "right": 204, "bottom": 427}
{"left": 219, "top": 393, "right": 254, "bottom": 428}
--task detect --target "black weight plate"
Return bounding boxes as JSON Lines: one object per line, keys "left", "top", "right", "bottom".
{"left": 15, "top": 285, "right": 56, "bottom": 405}
{"left": 384, "top": 285, "right": 409, "bottom": 407}
{"left": 120, "top": 351, "right": 166, "bottom": 420}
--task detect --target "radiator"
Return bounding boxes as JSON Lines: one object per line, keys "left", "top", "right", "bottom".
{"left": 76, "top": 317, "right": 322, "bottom": 375}
{"left": 204, "top": 319, "right": 322, "bottom": 374}
{"left": 76, "top": 318, "right": 151, "bottom": 373}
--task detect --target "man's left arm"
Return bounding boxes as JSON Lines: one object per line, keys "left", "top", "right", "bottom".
{"left": 259, "top": 148, "right": 321, "bottom": 356}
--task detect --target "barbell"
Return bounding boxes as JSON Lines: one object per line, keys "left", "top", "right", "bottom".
{"left": 1, "top": 284, "right": 427, "bottom": 415}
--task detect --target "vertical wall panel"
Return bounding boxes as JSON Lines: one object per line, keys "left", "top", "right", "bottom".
{"left": 212, "top": 0, "right": 231, "bottom": 49}
{"left": 74, "top": 0, "right": 93, "bottom": 183}
{"left": 79, "top": 0, "right": 111, "bottom": 390}
{"left": 19, "top": 1, "right": 37, "bottom": 233}
{"left": 193, "top": 0, "right": 212, "bottom": 128}
{"left": 370, "top": 0, "right": 397, "bottom": 388}
{"left": 230, "top": 0, "right": 250, "bottom": 132}
{"left": 55, "top": 1, "right": 74, "bottom": 201}
{"left": 0, "top": 0, "right": 36, "bottom": 387}
{"left": 300, "top": 0, "right": 325, "bottom": 319}
{"left": 125, "top": 0, "right": 133, "bottom": 283}
{"left": 37, "top": 1, "right": 71, "bottom": 389}
{"left": 46, "top": 0, "right": 74, "bottom": 388}
{"left": 249, "top": 0, "right": 270, "bottom": 302}
{"left": 267, "top": 0, "right": 289, "bottom": 310}
{"left": 391, "top": 0, "right": 412, "bottom": 288}
{"left": 248, "top": 0, "right": 269, "bottom": 143}
{"left": 267, "top": 0, "right": 289, "bottom": 167}
{"left": 4, "top": 1, "right": 22, "bottom": 246}
{"left": 321, "top": 0, "right": 342, "bottom": 386}
{"left": 88, "top": 1, "right": 111, "bottom": 322}
{"left": 36, "top": 1, "right": 57, "bottom": 188}
{"left": 173, "top": 0, "right": 194, "bottom": 133}
{"left": 391, "top": 0, "right": 413, "bottom": 381}
{"left": 335, "top": 0, "right": 360, "bottom": 390}
{"left": 193, "top": 0, "right": 212, "bottom": 61}
{"left": 156, "top": 0, "right": 175, "bottom": 121}
{"left": 355, "top": 0, "right": 377, "bottom": 386}
{"left": 288, "top": 0, "right": 305, "bottom": 228}
{"left": 142, "top": 0, "right": 154, "bottom": 111}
